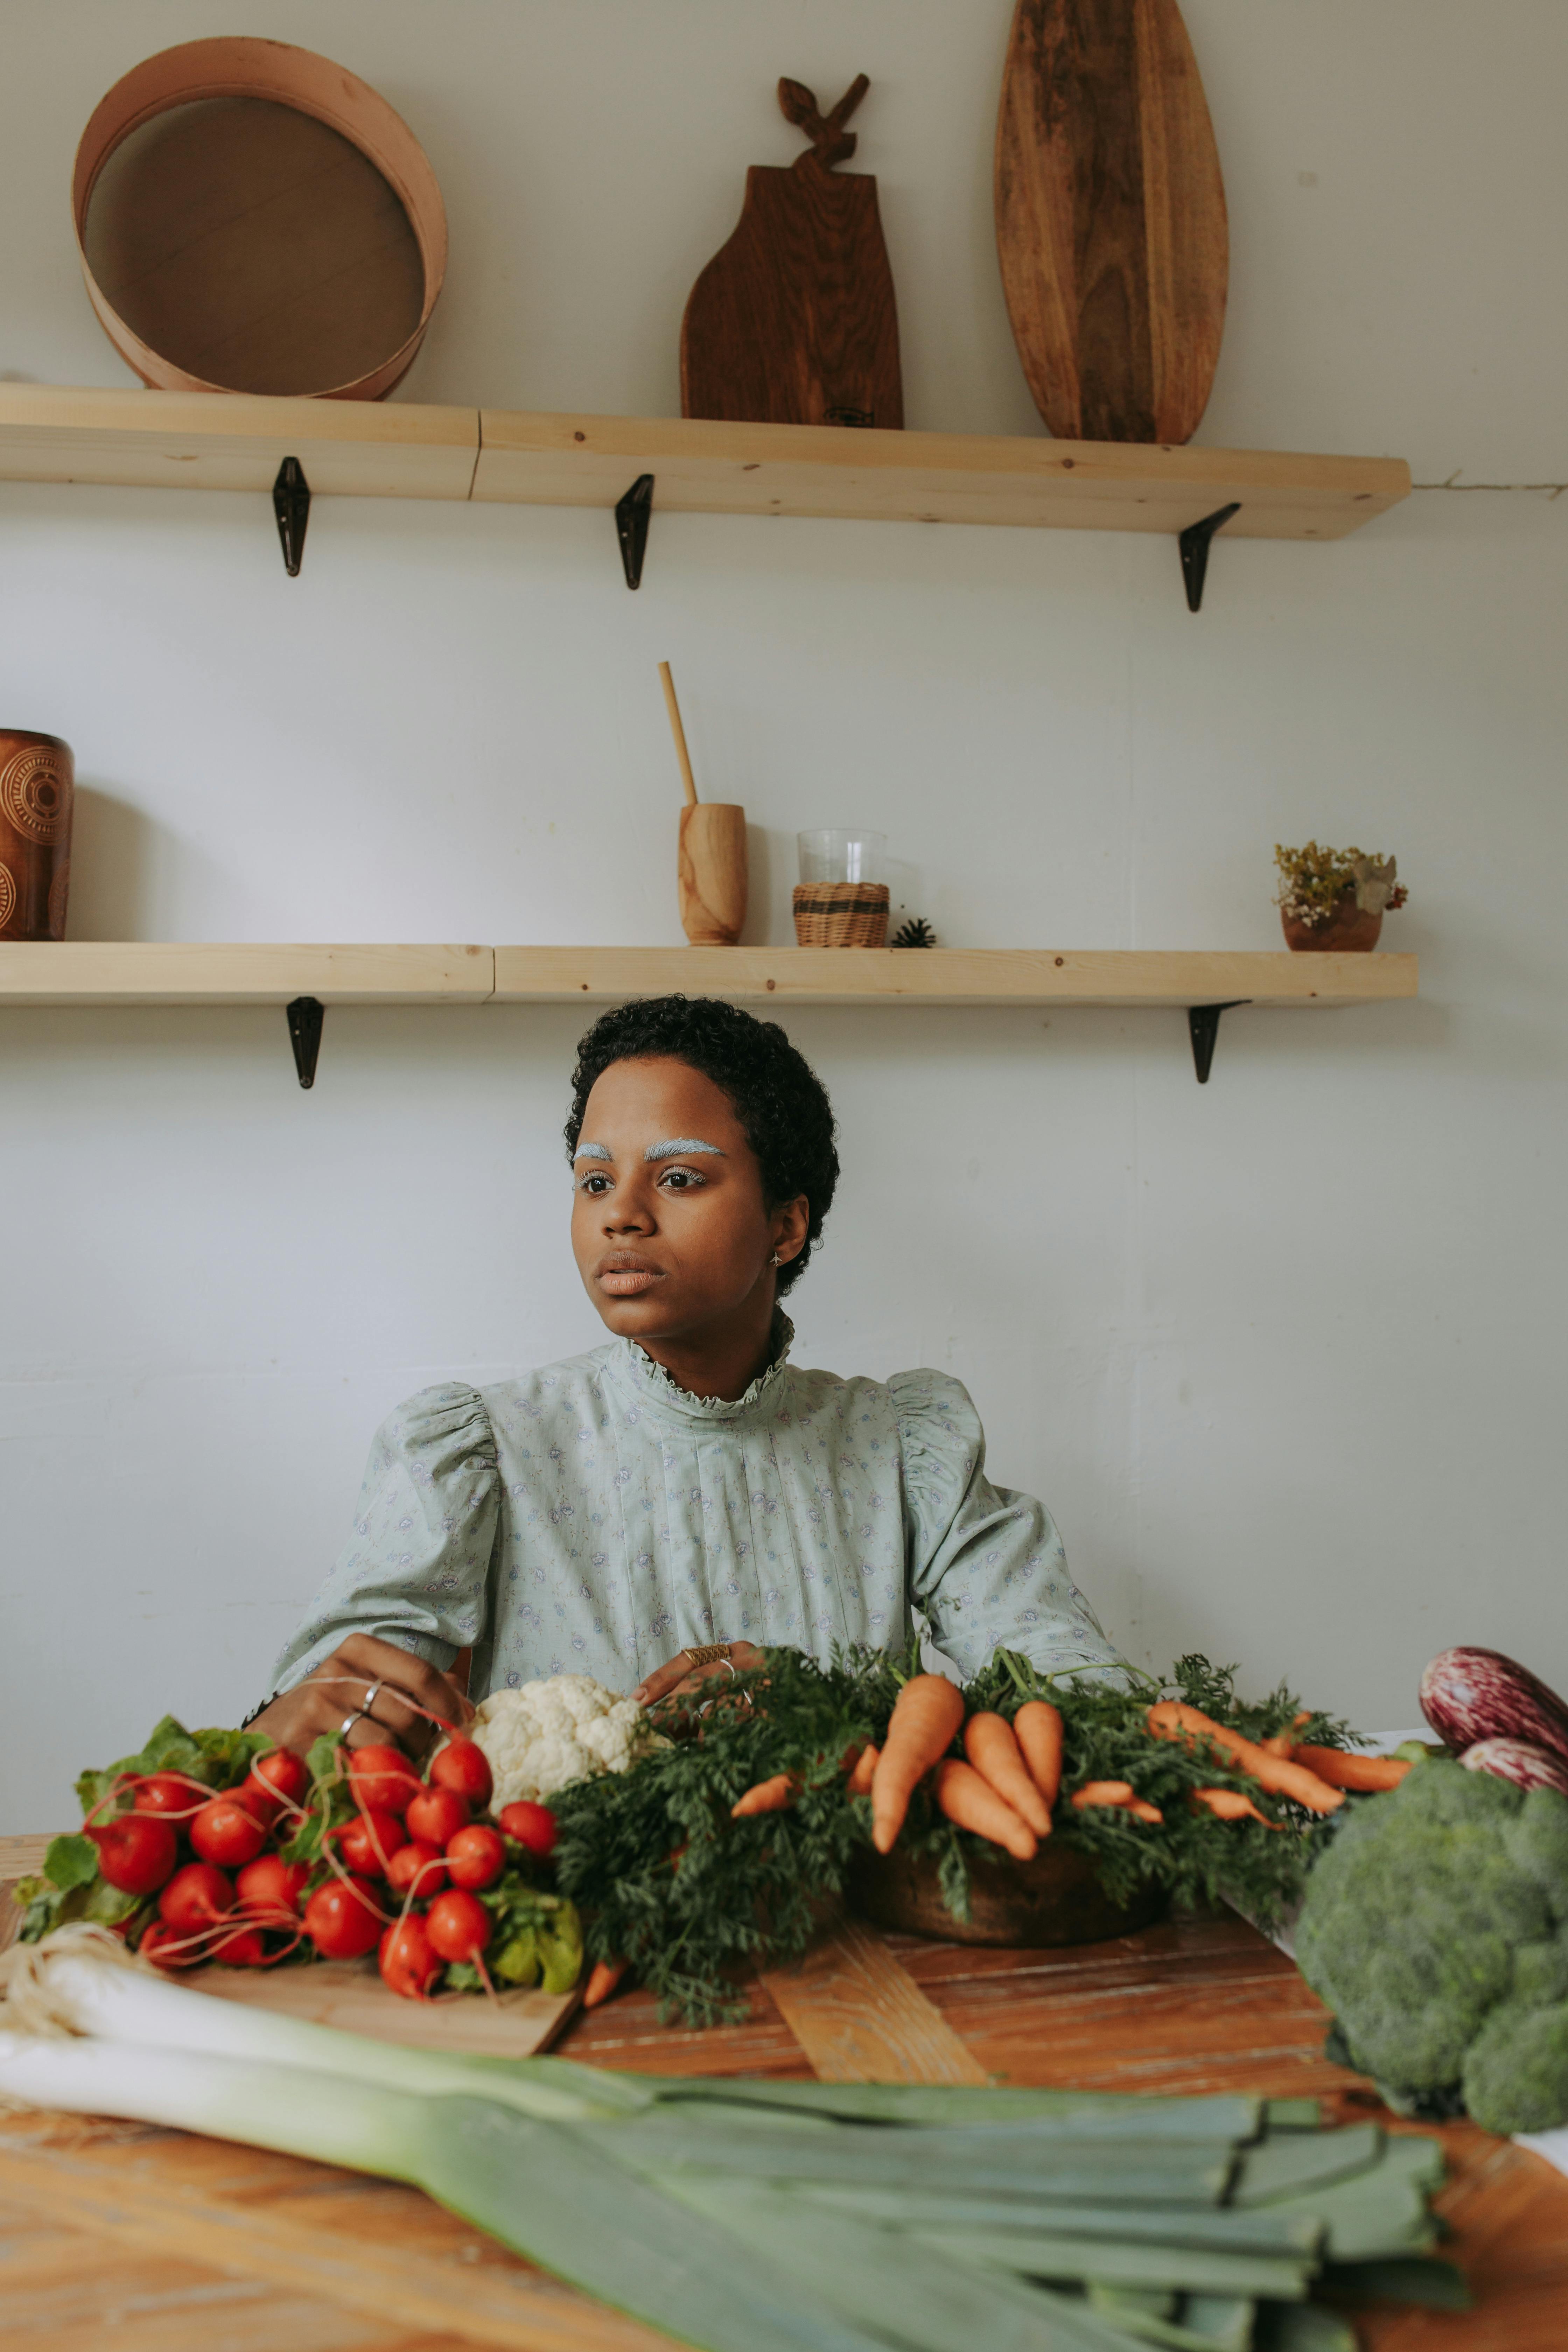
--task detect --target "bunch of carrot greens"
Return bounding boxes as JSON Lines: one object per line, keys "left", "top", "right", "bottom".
{"left": 0, "top": 1927, "right": 1464, "bottom": 2352}
{"left": 550, "top": 1647, "right": 1367, "bottom": 2026}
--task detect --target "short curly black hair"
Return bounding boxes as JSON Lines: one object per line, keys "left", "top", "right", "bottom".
{"left": 564, "top": 996, "right": 839, "bottom": 1294}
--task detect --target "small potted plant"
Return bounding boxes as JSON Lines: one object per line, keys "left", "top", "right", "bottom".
{"left": 1274, "top": 842, "right": 1407, "bottom": 952}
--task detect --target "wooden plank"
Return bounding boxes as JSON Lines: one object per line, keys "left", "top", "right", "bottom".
{"left": 475, "top": 409, "right": 1408, "bottom": 540}
{"left": 0, "top": 2197, "right": 455, "bottom": 2351}
{"left": 491, "top": 944, "right": 1419, "bottom": 1008}
{"left": 0, "top": 2118, "right": 679, "bottom": 2352}
{"left": 0, "top": 385, "right": 478, "bottom": 498}
{"left": 197, "top": 1955, "right": 578, "bottom": 2061}
{"left": 0, "top": 387, "right": 1409, "bottom": 541}
{"left": 760, "top": 1915, "right": 989, "bottom": 2083}
{"left": 995, "top": 0, "right": 1228, "bottom": 443}
{"left": 0, "top": 942, "right": 495, "bottom": 1004}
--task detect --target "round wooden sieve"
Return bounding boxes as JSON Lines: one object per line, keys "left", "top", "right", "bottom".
{"left": 72, "top": 37, "right": 448, "bottom": 400}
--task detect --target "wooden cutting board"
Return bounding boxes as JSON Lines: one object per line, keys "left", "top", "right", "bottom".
{"left": 195, "top": 1956, "right": 580, "bottom": 2058}
{"left": 995, "top": 0, "right": 1228, "bottom": 443}
{"left": 0, "top": 1835, "right": 576, "bottom": 2059}
{"left": 681, "top": 76, "right": 902, "bottom": 430}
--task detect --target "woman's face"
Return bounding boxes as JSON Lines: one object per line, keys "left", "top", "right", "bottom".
{"left": 570, "top": 1056, "right": 806, "bottom": 1346}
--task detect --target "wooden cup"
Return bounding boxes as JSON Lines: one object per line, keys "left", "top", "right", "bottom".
{"left": 678, "top": 804, "right": 747, "bottom": 946}
{"left": 0, "top": 730, "right": 74, "bottom": 941}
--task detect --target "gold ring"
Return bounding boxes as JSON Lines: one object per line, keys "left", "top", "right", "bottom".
{"left": 683, "top": 1642, "right": 732, "bottom": 1669}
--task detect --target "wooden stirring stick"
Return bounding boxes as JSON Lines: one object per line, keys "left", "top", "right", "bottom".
{"left": 659, "top": 660, "right": 700, "bottom": 807}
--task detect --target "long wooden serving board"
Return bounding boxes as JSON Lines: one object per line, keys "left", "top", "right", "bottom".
{"left": 996, "top": 0, "right": 1228, "bottom": 442}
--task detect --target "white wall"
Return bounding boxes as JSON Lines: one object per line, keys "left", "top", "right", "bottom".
{"left": 3, "top": 1, "right": 1565, "bottom": 1830}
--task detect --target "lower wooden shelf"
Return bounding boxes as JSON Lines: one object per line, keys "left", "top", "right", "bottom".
{"left": 488, "top": 945, "right": 1417, "bottom": 1008}
{"left": 0, "top": 941, "right": 1417, "bottom": 1010}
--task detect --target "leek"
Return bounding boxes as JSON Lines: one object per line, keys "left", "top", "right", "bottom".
{"left": 0, "top": 1928, "right": 1451, "bottom": 2352}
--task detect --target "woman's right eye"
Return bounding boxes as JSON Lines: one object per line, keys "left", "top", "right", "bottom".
{"left": 577, "top": 1172, "right": 613, "bottom": 1195}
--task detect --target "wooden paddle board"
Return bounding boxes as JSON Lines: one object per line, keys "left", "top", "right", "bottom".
{"left": 681, "top": 76, "right": 902, "bottom": 430}
{"left": 995, "top": 0, "right": 1227, "bottom": 443}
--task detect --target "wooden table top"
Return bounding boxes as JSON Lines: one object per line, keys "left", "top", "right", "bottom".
{"left": 2, "top": 1843, "right": 1566, "bottom": 2351}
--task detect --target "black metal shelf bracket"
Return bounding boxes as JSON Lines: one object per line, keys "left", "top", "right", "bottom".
{"left": 1178, "top": 501, "right": 1240, "bottom": 613}
{"left": 286, "top": 995, "right": 324, "bottom": 1088}
{"left": 273, "top": 456, "right": 311, "bottom": 576}
{"left": 616, "top": 473, "right": 654, "bottom": 588}
{"left": 1187, "top": 1000, "right": 1248, "bottom": 1084}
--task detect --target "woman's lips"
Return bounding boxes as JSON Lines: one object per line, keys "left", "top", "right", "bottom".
{"left": 598, "top": 1265, "right": 663, "bottom": 1296}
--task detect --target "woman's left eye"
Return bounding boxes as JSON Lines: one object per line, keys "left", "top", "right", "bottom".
{"left": 659, "top": 1166, "right": 706, "bottom": 1192}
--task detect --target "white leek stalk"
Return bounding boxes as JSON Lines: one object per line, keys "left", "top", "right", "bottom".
{"left": 3, "top": 1927, "right": 642, "bottom": 2120}
{"left": 0, "top": 2030, "right": 426, "bottom": 2178}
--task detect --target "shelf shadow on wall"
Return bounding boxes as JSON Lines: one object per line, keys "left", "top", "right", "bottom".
{"left": 63, "top": 785, "right": 159, "bottom": 940}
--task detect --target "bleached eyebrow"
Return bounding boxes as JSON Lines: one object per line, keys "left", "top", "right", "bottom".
{"left": 645, "top": 1138, "right": 726, "bottom": 1161}
{"left": 573, "top": 1142, "right": 611, "bottom": 1162}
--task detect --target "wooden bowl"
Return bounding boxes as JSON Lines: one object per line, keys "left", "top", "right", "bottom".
{"left": 72, "top": 38, "right": 447, "bottom": 400}
{"left": 850, "top": 1839, "right": 1167, "bottom": 1948}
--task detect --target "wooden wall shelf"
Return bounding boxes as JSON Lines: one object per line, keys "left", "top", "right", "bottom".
{"left": 0, "top": 942, "right": 1417, "bottom": 1009}
{"left": 0, "top": 943, "right": 1417, "bottom": 1086}
{"left": 0, "top": 387, "right": 1409, "bottom": 548}
{"left": 487, "top": 945, "right": 1416, "bottom": 1008}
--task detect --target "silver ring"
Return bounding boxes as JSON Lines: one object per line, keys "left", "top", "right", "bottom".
{"left": 361, "top": 1682, "right": 382, "bottom": 1719}
{"left": 338, "top": 1710, "right": 363, "bottom": 1741}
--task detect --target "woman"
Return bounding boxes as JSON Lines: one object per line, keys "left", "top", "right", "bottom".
{"left": 251, "top": 997, "right": 1122, "bottom": 1758}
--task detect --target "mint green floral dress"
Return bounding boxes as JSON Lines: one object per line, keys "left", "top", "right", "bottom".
{"left": 270, "top": 1318, "right": 1122, "bottom": 1703}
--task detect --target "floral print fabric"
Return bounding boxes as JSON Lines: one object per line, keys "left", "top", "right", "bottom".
{"left": 271, "top": 1318, "right": 1123, "bottom": 1702}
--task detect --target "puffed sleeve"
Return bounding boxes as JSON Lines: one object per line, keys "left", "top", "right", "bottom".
{"left": 269, "top": 1382, "right": 501, "bottom": 1694}
{"left": 891, "top": 1370, "right": 1125, "bottom": 1685}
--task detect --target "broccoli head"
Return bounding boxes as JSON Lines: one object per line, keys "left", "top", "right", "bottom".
{"left": 1295, "top": 1761, "right": 1568, "bottom": 2131}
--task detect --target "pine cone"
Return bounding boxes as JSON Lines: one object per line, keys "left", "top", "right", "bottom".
{"left": 891, "top": 916, "right": 936, "bottom": 950}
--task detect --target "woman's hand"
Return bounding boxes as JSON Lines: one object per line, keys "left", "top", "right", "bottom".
{"left": 632, "top": 1641, "right": 767, "bottom": 1710}
{"left": 248, "top": 1633, "right": 473, "bottom": 1761}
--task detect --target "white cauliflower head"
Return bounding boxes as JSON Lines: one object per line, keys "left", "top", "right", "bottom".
{"left": 471, "top": 1673, "right": 659, "bottom": 1808}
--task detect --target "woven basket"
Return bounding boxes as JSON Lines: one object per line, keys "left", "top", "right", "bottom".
{"left": 793, "top": 883, "right": 890, "bottom": 947}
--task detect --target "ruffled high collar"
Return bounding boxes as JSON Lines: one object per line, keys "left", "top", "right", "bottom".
{"left": 607, "top": 1312, "right": 794, "bottom": 1423}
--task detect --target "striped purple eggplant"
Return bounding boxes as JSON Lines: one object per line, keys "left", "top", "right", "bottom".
{"left": 1460, "top": 1737, "right": 1568, "bottom": 1797}
{"left": 1420, "top": 1647, "right": 1568, "bottom": 1763}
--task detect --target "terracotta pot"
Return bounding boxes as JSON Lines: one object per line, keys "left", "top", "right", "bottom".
{"left": 849, "top": 1838, "right": 1167, "bottom": 1949}
{"left": 0, "top": 731, "right": 74, "bottom": 941}
{"left": 1281, "top": 894, "right": 1382, "bottom": 953}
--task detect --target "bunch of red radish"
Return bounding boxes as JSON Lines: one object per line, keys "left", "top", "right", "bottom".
{"left": 86, "top": 1735, "right": 560, "bottom": 2002}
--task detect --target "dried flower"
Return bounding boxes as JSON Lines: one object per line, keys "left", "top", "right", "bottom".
{"left": 1274, "top": 843, "right": 1409, "bottom": 927}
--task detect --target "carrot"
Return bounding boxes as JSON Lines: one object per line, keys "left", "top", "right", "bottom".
{"left": 964, "top": 1713, "right": 1053, "bottom": 1837}
{"left": 933, "top": 1759, "right": 1037, "bottom": 1861}
{"left": 871, "top": 1674, "right": 966, "bottom": 1853}
{"left": 1292, "top": 1744, "right": 1413, "bottom": 1793}
{"left": 1260, "top": 1711, "right": 1312, "bottom": 1758}
{"left": 1146, "top": 1701, "right": 1345, "bottom": 1814}
{"left": 1071, "top": 1780, "right": 1136, "bottom": 1809}
{"left": 1190, "top": 1786, "right": 1280, "bottom": 1828}
{"left": 1127, "top": 1798, "right": 1164, "bottom": 1825}
{"left": 846, "top": 1742, "right": 879, "bottom": 1797}
{"left": 1013, "top": 1699, "right": 1064, "bottom": 1808}
{"left": 731, "top": 1772, "right": 799, "bottom": 1818}
{"left": 582, "top": 1959, "right": 628, "bottom": 2009}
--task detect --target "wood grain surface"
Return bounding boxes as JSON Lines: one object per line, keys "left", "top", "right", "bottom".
{"left": 1, "top": 1909, "right": 1566, "bottom": 2346}
{"left": 676, "top": 804, "right": 748, "bottom": 945}
{"left": 760, "top": 1914, "right": 989, "bottom": 2082}
{"left": 0, "top": 384, "right": 1409, "bottom": 539}
{"left": 198, "top": 1955, "right": 578, "bottom": 2061}
{"left": 681, "top": 77, "right": 902, "bottom": 429}
{"left": 996, "top": 0, "right": 1228, "bottom": 442}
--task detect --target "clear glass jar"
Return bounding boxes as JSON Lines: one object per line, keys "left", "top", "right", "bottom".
{"left": 797, "top": 829, "right": 886, "bottom": 886}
